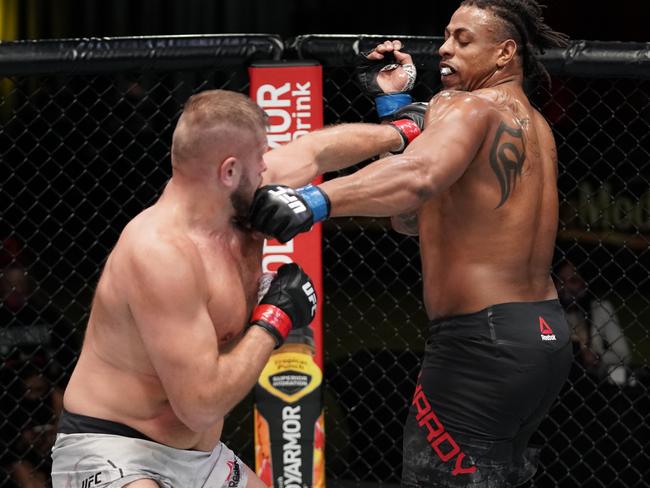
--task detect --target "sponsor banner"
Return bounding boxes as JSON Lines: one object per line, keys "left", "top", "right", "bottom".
{"left": 255, "top": 349, "right": 323, "bottom": 488}
{"left": 249, "top": 62, "right": 325, "bottom": 369}
{"left": 250, "top": 62, "right": 326, "bottom": 488}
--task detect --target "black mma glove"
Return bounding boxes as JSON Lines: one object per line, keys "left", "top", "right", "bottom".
{"left": 387, "top": 102, "right": 428, "bottom": 153}
{"left": 356, "top": 50, "right": 417, "bottom": 119}
{"left": 250, "top": 263, "right": 317, "bottom": 348}
{"left": 249, "top": 184, "right": 330, "bottom": 243}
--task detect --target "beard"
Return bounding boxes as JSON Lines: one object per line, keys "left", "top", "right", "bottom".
{"left": 230, "top": 172, "right": 256, "bottom": 230}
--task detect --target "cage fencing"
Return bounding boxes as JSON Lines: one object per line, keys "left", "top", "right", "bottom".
{"left": 1, "top": 35, "right": 649, "bottom": 487}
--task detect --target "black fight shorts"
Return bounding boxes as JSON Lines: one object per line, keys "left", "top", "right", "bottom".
{"left": 402, "top": 300, "right": 572, "bottom": 488}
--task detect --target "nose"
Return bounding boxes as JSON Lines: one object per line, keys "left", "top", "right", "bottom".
{"left": 438, "top": 37, "right": 453, "bottom": 59}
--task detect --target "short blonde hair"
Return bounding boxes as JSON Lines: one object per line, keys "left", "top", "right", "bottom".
{"left": 172, "top": 89, "right": 266, "bottom": 164}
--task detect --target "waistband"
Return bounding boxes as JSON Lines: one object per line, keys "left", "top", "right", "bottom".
{"left": 430, "top": 299, "right": 561, "bottom": 324}
{"left": 428, "top": 299, "right": 565, "bottom": 337}
{"left": 58, "top": 409, "right": 153, "bottom": 442}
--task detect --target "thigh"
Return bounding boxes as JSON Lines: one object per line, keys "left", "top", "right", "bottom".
{"left": 420, "top": 338, "right": 535, "bottom": 440}
{"left": 243, "top": 464, "right": 266, "bottom": 488}
{"left": 402, "top": 382, "right": 488, "bottom": 487}
{"left": 124, "top": 480, "right": 161, "bottom": 487}
{"left": 402, "top": 401, "right": 521, "bottom": 488}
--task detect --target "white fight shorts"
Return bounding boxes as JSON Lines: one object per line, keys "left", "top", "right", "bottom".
{"left": 51, "top": 432, "right": 247, "bottom": 488}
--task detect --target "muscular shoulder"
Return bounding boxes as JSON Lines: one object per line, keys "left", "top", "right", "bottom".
{"left": 118, "top": 214, "right": 205, "bottom": 289}
{"left": 425, "top": 90, "right": 499, "bottom": 130}
{"left": 428, "top": 90, "right": 499, "bottom": 114}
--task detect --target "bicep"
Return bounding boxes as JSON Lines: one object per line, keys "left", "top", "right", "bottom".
{"left": 404, "top": 101, "right": 489, "bottom": 192}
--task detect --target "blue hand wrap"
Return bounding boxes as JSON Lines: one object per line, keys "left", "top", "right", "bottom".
{"left": 375, "top": 93, "right": 413, "bottom": 118}
{"left": 297, "top": 184, "right": 330, "bottom": 223}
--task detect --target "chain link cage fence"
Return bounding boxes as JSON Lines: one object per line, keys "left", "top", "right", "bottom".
{"left": 1, "top": 35, "right": 648, "bottom": 487}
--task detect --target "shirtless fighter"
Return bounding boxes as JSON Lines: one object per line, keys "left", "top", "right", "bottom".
{"left": 250, "top": 1, "right": 574, "bottom": 486}
{"left": 50, "top": 89, "right": 424, "bottom": 487}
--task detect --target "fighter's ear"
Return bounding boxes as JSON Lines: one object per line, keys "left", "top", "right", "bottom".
{"left": 219, "top": 156, "right": 239, "bottom": 188}
{"left": 496, "top": 38, "right": 518, "bottom": 69}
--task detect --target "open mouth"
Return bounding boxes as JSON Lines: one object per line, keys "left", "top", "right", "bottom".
{"left": 440, "top": 64, "right": 456, "bottom": 77}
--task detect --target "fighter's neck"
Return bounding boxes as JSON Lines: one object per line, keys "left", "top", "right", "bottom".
{"left": 159, "top": 178, "right": 233, "bottom": 234}
{"left": 481, "top": 72, "right": 523, "bottom": 90}
{"left": 470, "top": 77, "right": 527, "bottom": 105}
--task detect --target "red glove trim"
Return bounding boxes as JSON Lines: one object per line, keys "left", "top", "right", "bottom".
{"left": 391, "top": 119, "right": 422, "bottom": 145}
{"left": 251, "top": 304, "right": 292, "bottom": 341}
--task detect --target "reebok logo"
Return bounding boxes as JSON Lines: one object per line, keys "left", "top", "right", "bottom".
{"left": 270, "top": 187, "right": 307, "bottom": 214}
{"left": 539, "top": 316, "right": 556, "bottom": 341}
{"left": 225, "top": 459, "right": 242, "bottom": 487}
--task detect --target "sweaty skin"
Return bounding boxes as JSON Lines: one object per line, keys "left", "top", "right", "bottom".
{"left": 418, "top": 88, "right": 558, "bottom": 317}
{"left": 63, "top": 125, "right": 273, "bottom": 453}
{"left": 62, "top": 109, "right": 403, "bottom": 457}
{"left": 319, "top": 6, "right": 560, "bottom": 318}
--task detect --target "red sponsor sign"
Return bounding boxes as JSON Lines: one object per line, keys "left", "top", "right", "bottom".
{"left": 249, "top": 62, "right": 324, "bottom": 369}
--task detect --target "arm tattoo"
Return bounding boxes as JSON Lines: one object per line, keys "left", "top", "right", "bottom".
{"left": 489, "top": 122, "right": 525, "bottom": 208}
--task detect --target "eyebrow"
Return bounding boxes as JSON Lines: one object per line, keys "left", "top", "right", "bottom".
{"left": 445, "top": 27, "right": 472, "bottom": 37}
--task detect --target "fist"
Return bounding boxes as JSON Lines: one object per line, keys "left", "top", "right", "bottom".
{"left": 390, "top": 102, "right": 428, "bottom": 128}
{"left": 357, "top": 39, "right": 416, "bottom": 95}
{"left": 388, "top": 102, "right": 429, "bottom": 152}
{"left": 260, "top": 263, "right": 317, "bottom": 329}
{"left": 251, "top": 263, "right": 317, "bottom": 347}
{"left": 250, "top": 184, "right": 330, "bottom": 243}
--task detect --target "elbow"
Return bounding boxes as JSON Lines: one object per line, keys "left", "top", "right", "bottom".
{"left": 171, "top": 394, "right": 227, "bottom": 433}
{"left": 412, "top": 179, "right": 437, "bottom": 204}
{"left": 179, "top": 415, "right": 210, "bottom": 434}
{"left": 406, "top": 159, "right": 437, "bottom": 207}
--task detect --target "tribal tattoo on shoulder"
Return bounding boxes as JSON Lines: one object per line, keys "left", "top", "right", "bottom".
{"left": 489, "top": 121, "right": 526, "bottom": 209}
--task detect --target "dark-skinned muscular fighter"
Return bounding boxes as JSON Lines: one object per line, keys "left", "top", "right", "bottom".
{"left": 250, "top": 1, "right": 572, "bottom": 486}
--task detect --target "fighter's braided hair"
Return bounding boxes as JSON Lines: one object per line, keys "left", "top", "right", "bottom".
{"left": 460, "top": 0, "right": 569, "bottom": 88}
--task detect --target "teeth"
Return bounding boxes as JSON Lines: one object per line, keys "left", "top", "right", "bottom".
{"left": 441, "top": 67, "right": 452, "bottom": 76}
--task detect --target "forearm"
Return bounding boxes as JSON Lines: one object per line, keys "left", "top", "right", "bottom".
{"left": 213, "top": 326, "right": 276, "bottom": 409}
{"left": 265, "top": 123, "right": 403, "bottom": 187}
{"left": 184, "top": 262, "right": 315, "bottom": 429}
{"left": 182, "top": 327, "right": 275, "bottom": 431}
{"left": 320, "top": 153, "right": 433, "bottom": 217}
{"left": 309, "top": 123, "right": 403, "bottom": 172}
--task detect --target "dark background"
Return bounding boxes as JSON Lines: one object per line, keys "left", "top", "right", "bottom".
{"left": 1, "top": 1, "right": 649, "bottom": 487}
{"left": 1, "top": 0, "right": 648, "bottom": 43}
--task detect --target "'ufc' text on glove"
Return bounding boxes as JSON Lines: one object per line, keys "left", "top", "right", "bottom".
{"left": 249, "top": 184, "right": 330, "bottom": 243}
{"left": 250, "top": 263, "right": 317, "bottom": 348}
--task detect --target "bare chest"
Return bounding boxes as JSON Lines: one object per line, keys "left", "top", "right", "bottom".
{"left": 200, "top": 233, "right": 264, "bottom": 345}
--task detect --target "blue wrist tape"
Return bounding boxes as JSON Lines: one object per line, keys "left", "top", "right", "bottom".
{"left": 297, "top": 184, "right": 330, "bottom": 222}
{"left": 375, "top": 93, "right": 413, "bottom": 118}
